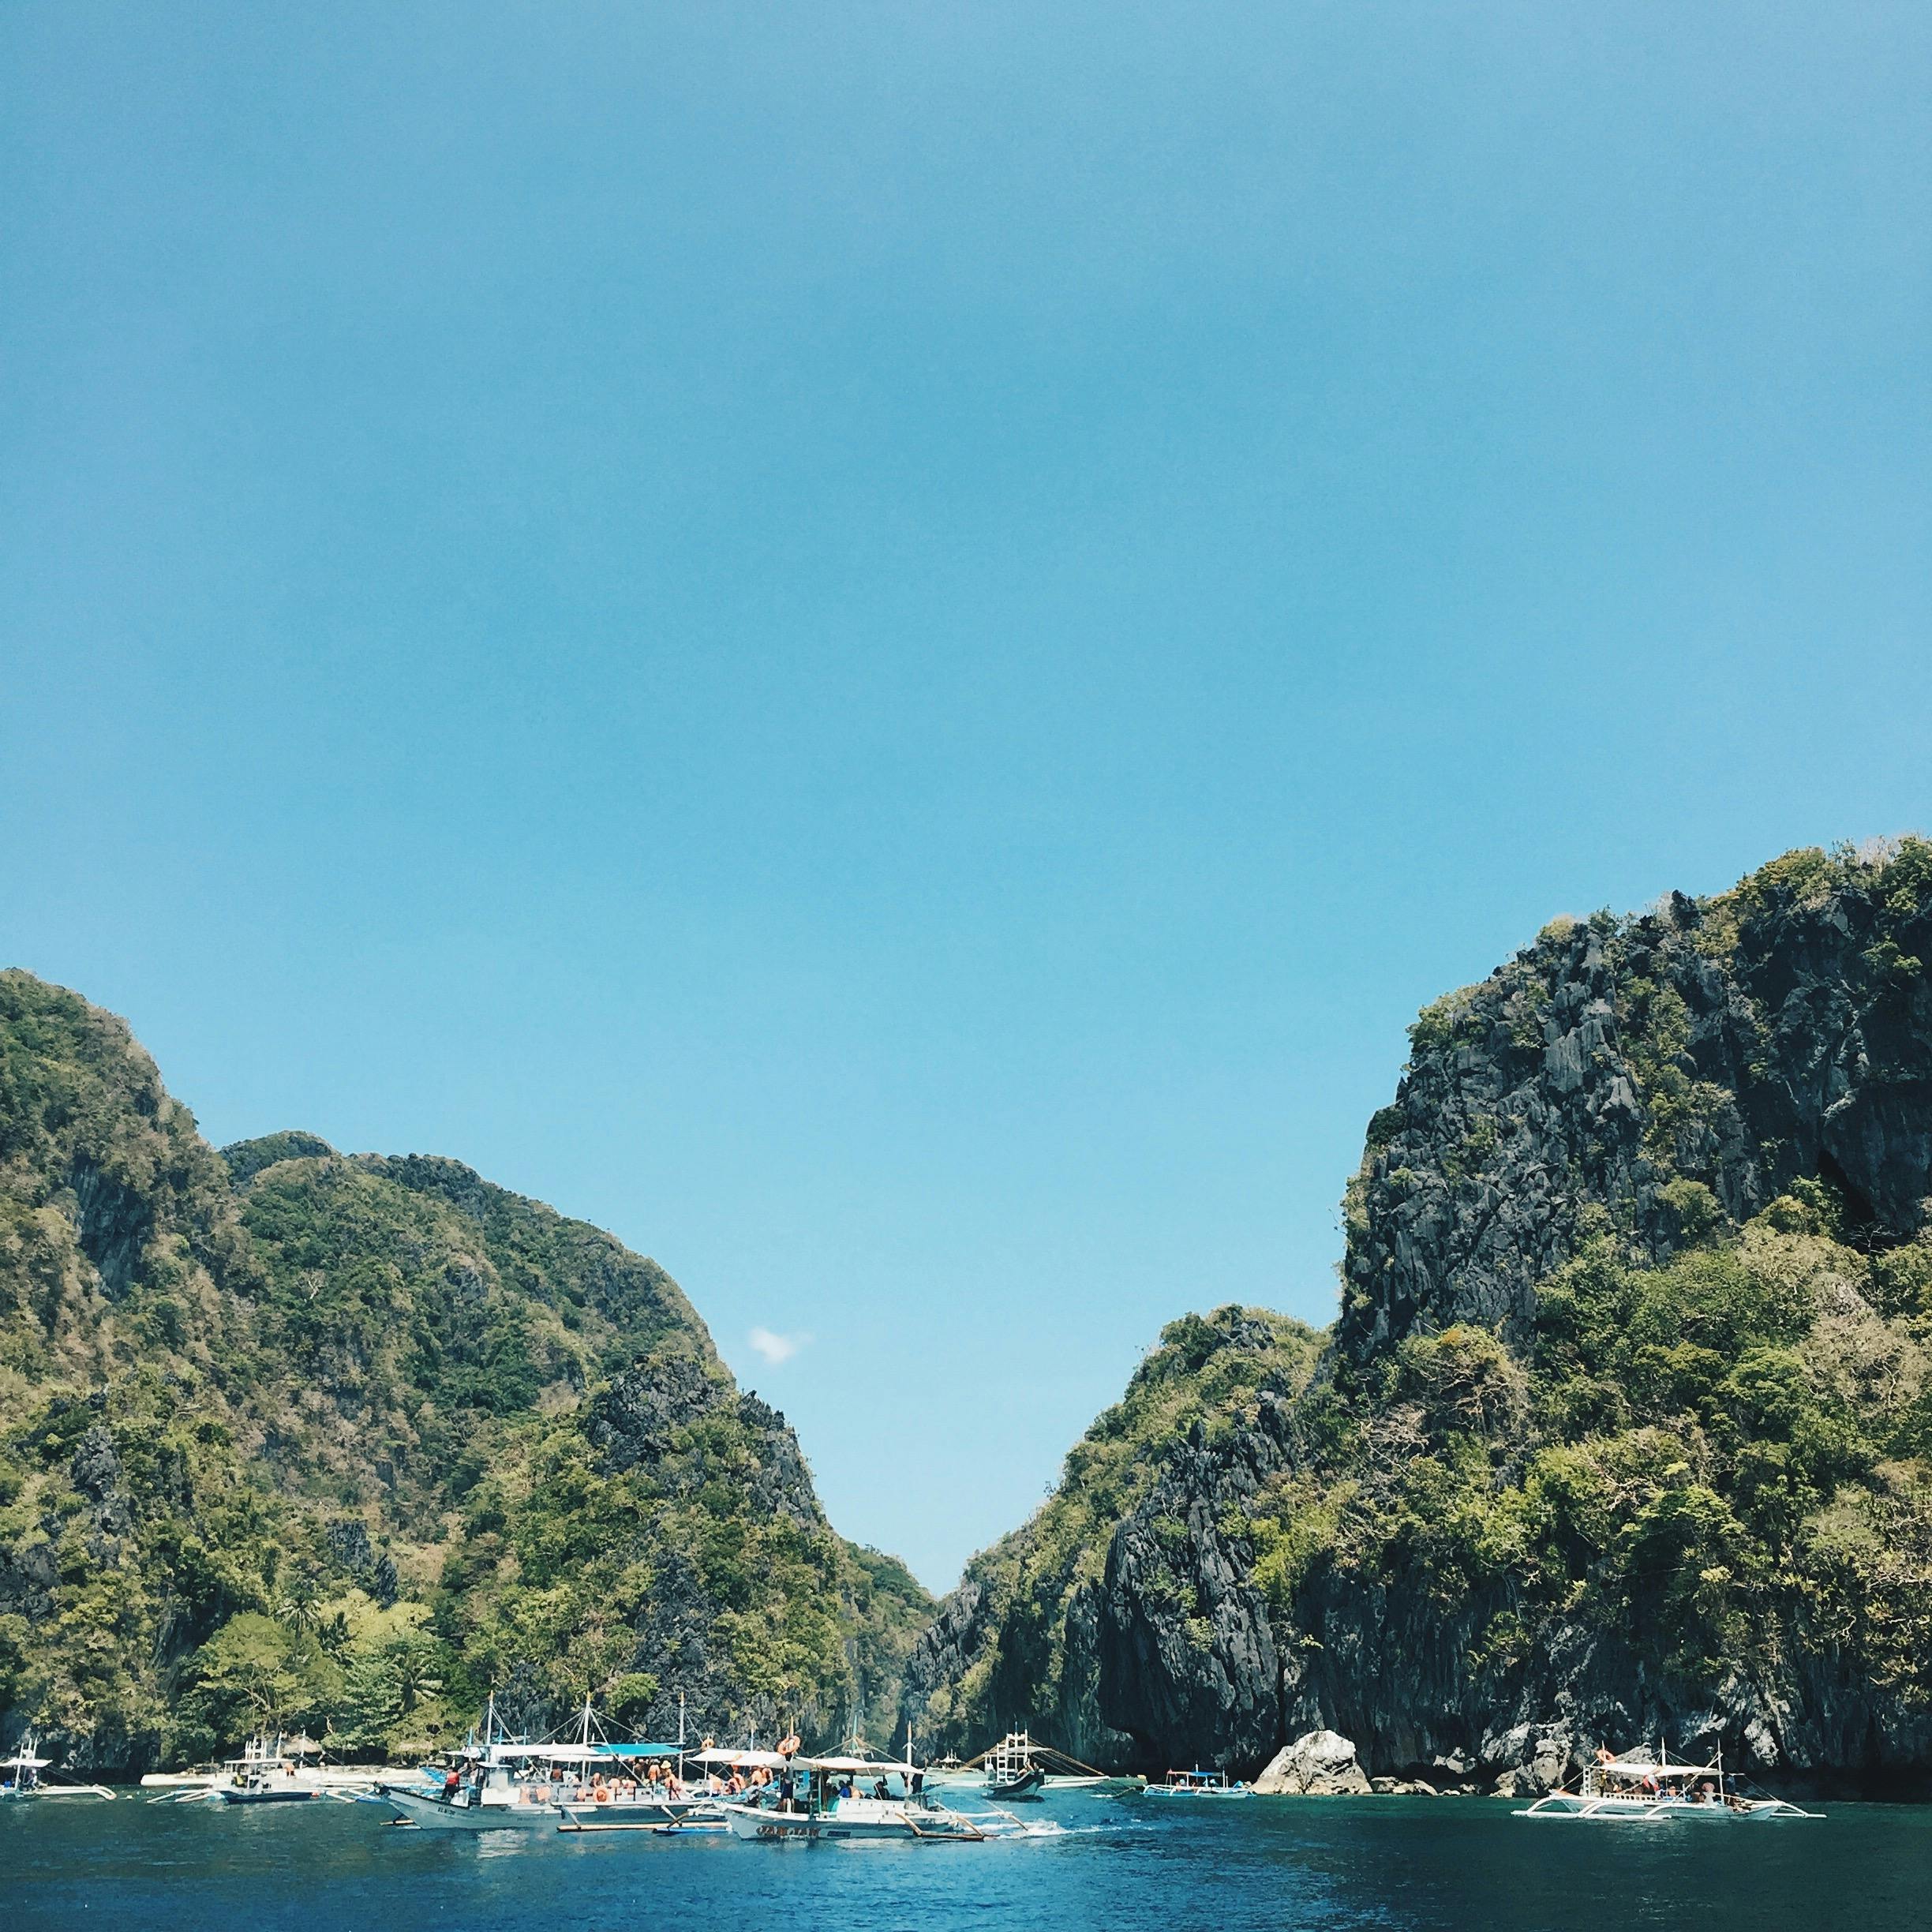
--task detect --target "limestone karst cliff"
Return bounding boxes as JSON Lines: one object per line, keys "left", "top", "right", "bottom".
{"left": 903, "top": 842, "right": 1932, "bottom": 1792}
{"left": 1342, "top": 849, "right": 1932, "bottom": 1362}
{"left": 0, "top": 969, "right": 927, "bottom": 1770}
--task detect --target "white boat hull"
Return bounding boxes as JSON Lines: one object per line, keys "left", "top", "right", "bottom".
{"left": 378, "top": 1782, "right": 721, "bottom": 1831}
{"left": 145, "top": 1769, "right": 387, "bottom": 1796}
{"left": 1516, "top": 1794, "right": 1820, "bottom": 1821}
{"left": 557, "top": 1798, "right": 718, "bottom": 1827}
{"left": 1515, "top": 1795, "right": 1675, "bottom": 1821}
{"left": 556, "top": 1806, "right": 724, "bottom": 1834}
{"left": 375, "top": 1784, "right": 556, "bottom": 1829}
{"left": 721, "top": 1796, "right": 984, "bottom": 1842}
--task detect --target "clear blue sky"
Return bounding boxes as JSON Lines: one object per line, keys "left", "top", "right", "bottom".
{"left": 4, "top": 3, "right": 1929, "bottom": 1589}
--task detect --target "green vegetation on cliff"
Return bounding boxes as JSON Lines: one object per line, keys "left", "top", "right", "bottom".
{"left": 1246, "top": 1195, "right": 1932, "bottom": 1705}
{"left": 908, "top": 1306, "right": 1322, "bottom": 1755}
{"left": 0, "top": 969, "right": 927, "bottom": 1770}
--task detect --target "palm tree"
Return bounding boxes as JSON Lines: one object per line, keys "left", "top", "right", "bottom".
{"left": 275, "top": 1568, "right": 323, "bottom": 1637}
{"left": 391, "top": 1638, "right": 444, "bottom": 1714}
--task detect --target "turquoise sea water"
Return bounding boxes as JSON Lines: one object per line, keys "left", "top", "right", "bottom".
{"left": 6, "top": 1790, "right": 1926, "bottom": 1932}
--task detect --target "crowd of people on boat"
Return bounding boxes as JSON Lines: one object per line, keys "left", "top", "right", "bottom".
{"left": 440, "top": 1758, "right": 710, "bottom": 1807}
{"left": 433, "top": 1756, "right": 916, "bottom": 1814}
{"left": 489, "top": 1756, "right": 918, "bottom": 1810}
{"left": 571, "top": 1760, "right": 693, "bottom": 1803}
{"left": 1592, "top": 1750, "right": 1738, "bottom": 1808}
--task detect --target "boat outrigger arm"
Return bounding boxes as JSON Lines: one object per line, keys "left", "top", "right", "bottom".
{"left": 954, "top": 1731, "right": 1142, "bottom": 1793}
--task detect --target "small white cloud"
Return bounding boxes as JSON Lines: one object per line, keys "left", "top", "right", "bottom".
{"left": 748, "top": 1325, "right": 809, "bottom": 1366}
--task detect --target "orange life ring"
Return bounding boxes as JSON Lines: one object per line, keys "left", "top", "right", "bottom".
{"left": 593, "top": 1785, "right": 611, "bottom": 1803}
{"left": 777, "top": 1734, "right": 802, "bottom": 1756}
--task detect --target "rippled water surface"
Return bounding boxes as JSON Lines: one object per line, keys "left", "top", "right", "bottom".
{"left": 6, "top": 1791, "right": 1926, "bottom": 1931}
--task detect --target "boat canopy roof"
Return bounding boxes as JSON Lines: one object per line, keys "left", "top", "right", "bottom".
{"left": 683, "top": 1747, "right": 904, "bottom": 1773}
{"left": 486, "top": 1740, "right": 680, "bottom": 1763}
{"left": 4, "top": 1750, "right": 53, "bottom": 1769}
{"left": 1602, "top": 1758, "right": 1719, "bottom": 1780}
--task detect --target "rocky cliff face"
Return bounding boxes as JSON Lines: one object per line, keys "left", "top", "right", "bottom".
{"left": 1342, "top": 850, "right": 1932, "bottom": 1363}
{"left": 900, "top": 1305, "right": 1323, "bottom": 1767}
{"left": 589, "top": 1354, "right": 822, "bottom": 1529}
{"left": 904, "top": 844, "right": 1932, "bottom": 1793}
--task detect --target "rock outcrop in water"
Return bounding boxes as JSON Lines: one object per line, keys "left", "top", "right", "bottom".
{"left": 1253, "top": 1728, "right": 1372, "bottom": 1795}
{"left": 904, "top": 844, "right": 1932, "bottom": 1795}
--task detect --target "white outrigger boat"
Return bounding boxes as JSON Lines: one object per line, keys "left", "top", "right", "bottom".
{"left": 375, "top": 1697, "right": 706, "bottom": 1830}
{"left": 219, "top": 1739, "right": 320, "bottom": 1805}
{"left": 147, "top": 1734, "right": 391, "bottom": 1804}
{"left": 1, "top": 1732, "right": 115, "bottom": 1801}
{"left": 1138, "top": 1765, "right": 1251, "bottom": 1799}
{"left": 717, "top": 1752, "right": 991, "bottom": 1843}
{"left": 1515, "top": 1745, "right": 1822, "bottom": 1821}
